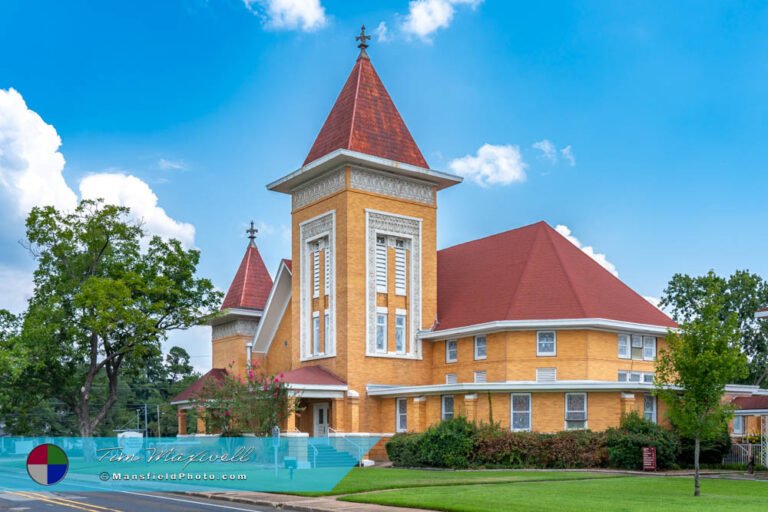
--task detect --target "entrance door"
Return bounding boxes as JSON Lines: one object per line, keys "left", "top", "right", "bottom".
{"left": 313, "top": 402, "right": 329, "bottom": 437}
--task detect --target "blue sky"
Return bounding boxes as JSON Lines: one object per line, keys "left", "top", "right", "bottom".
{"left": 1, "top": 1, "right": 766, "bottom": 369}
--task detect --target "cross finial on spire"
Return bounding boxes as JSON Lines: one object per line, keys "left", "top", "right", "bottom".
{"left": 246, "top": 221, "right": 258, "bottom": 246}
{"left": 356, "top": 24, "right": 371, "bottom": 59}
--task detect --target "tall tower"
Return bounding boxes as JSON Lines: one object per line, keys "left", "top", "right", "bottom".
{"left": 267, "top": 28, "right": 461, "bottom": 430}
{"left": 210, "top": 223, "right": 273, "bottom": 377}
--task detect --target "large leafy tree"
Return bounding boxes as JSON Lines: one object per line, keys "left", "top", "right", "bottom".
{"left": 660, "top": 270, "right": 768, "bottom": 385}
{"left": 3, "top": 200, "right": 221, "bottom": 437}
{"left": 655, "top": 283, "right": 748, "bottom": 497}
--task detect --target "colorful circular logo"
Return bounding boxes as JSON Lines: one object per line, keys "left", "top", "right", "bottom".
{"left": 26, "top": 444, "right": 69, "bottom": 486}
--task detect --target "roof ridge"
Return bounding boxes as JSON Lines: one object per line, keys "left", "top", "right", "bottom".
{"left": 347, "top": 59, "right": 364, "bottom": 150}
{"left": 239, "top": 244, "right": 253, "bottom": 307}
{"left": 503, "top": 222, "right": 553, "bottom": 320}
{"left": 543, "top": 224, "right": 588, "bottom": 317}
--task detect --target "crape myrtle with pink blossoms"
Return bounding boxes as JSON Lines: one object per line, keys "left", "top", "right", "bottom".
{"left": 194, "top": 359, "right": 301, "bottom": 436}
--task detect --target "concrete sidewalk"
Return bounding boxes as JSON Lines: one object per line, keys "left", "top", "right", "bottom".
{"left": 185, "top": 491, "right": 434, "bottom": 512}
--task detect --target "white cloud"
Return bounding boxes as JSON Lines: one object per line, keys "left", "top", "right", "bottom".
{"left": 0, "top": 264, "right": 34, "bottom": 314}
{"left": 401, "top": 0, "right": 482, "bottom": 41}
{"left": 80, "top": 173, "right": 195, "bottom": 247}
{"left": 449, "top": 143, "right": 527, "bottom": 187}
{"left": 0, "top": 88, "right": 78, "bottom": 218}
{"left": 374, "top": 21, "right": 391, "bottom": 42}
{"left": 244, "top": 0, "right": 327, "bottom": 32}
{"left": 532, "top": 139, "right": 557, "bottom": 163}
{"left": 561, "top": 145, "right": 576, "bottom": 166}
{"left": 157, "top": 158, "right": 185, "bottom": 171}
{"left": 555, "top": 224, "right": 619, "bottom": 277}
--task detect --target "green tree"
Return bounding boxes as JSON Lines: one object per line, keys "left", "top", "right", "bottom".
{"left": 655, "top": 283, "right": 748, "bottom": 496}
{"left": 3, "top": 200, "right": 221, "bottom": 437}
{"left": 660, "top": 270, "right": 768, "bottom": 385}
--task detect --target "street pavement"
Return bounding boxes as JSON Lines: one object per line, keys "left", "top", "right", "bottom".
{"left": 0, "top": 491, "right": 280, "bottom": 512}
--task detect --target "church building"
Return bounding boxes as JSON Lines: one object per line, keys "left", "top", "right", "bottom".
{"left": 172, "top": 30, "right": 766, "bottom": 457}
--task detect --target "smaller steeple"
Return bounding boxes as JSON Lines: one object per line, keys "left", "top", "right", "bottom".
{"left": 356, "top": 24, "right": 371, "bottom": 60}
{"left": 221, "top": 222, "right": 273, "bottom": 311}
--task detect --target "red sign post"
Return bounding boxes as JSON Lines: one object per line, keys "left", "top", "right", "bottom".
{"left": 642, "top": 446, "right": 657, "bottom": 471}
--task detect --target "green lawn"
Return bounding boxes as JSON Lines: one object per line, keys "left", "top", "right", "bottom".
{"left": 308, "top": 468, "right": 619, "bottom": 496}
{"left": 340, "top": 475, "right": 768, "bottom": 512}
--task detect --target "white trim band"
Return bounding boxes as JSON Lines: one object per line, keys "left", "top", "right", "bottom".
{"left": 419, "top": 318, "right": 673, "bottom": 339}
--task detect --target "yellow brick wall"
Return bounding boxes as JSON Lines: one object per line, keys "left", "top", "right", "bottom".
{"left": 212, "top": 335, "right": 249, "bottom": 378}
{"left": 257, "top": 162, "right": 676, "bottom": 436}
{"left": 263, "top": 298, "right": 293, "bottom": 375}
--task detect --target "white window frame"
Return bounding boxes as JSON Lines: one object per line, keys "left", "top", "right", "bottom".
{"left": 395, "top": 239, "right": 407, "bottom": 296}
{"left": 324, "top": 309, "right": 330, "bottom": 350}
{"left": 643, "top": 336, "right": 656, "bottom": 361}
{"left": 511, "top": 393, "right": 532, "bottom": 432}
{"left": 643, "top": 394, "right": 657, "bottom": 423}
{"left": 396, "top": 398, "right": 407, "bottom": 433}
{"left": 537, "top": 331, "right": 557, "bottom": 356}
{"left": 618, "top": 370, "right": 654, "bottom": 383}
{"left": 474, "top": 370, "right": 487, "bottom": 383}
{"left": 395, "top": 310, "right": 407, "bottom": 354}
{"left": 733, "top": 415, "right": 745, "bottom": 435}
{"left": 375, "top": 310, "right": 387, "bottom": 353}
{"left": 446, "top": 339, "right": 457, "bottom": 363}
{"left": 312, "top": 312, "right": 320, "bottom": 355}
{"left": 474, "top": 335, "right": 487, "bottom": 360}
{"left": 565, "top": 392, "right": 587, "bottom": 430}
{"left": 445, "top": 373, "right": 457, "bottom": 384}
{"left": 324, "top": 246, "right": 331, "bottom": 295}
{"left": 375, "top": 236, "right": 388, "bottom": 293}
{"left": 618, "top": 334, "right": 630, "bottom": 359}
{"left": 441, "top": 395, "right": 454, "bottom": 420}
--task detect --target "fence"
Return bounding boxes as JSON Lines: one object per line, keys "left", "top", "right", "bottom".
{"left": 723, "top": 443, "right": 764, "bottom": 466}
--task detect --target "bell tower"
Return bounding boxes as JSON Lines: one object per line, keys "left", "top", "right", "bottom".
{"left": 267, "top": 27, "right": 461, "bottom": 428}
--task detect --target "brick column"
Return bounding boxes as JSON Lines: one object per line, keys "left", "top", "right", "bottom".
{"left": 348, "top": 392, "right": 360, "bottom": 433}
{"left": 412, "top": 396, "right": 427, "bottom": 432}
{"left": 196, "top": 407, "right": 206, "bottom": 434}
{"left": 464, "top": 394, "right": 478, "bottom": 423}
{"left": 332, "top": 397, "right": 346, "bottom": 431}
{"left": 177, "top": 409, "right": 187, "bottom": 435}
{"left": 286, "top": 396, "right": 298, "bottom": 432}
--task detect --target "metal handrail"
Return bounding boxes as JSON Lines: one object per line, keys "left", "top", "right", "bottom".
{"left": 310, "top": 442, "right": 318, "bottom": 468}
{"left": 328, "top": 427, "right": 364, "bottom": 467}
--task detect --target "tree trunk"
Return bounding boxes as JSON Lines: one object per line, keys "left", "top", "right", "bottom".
{"left": 694, "top": 437, "right": 701, "bottom": 497}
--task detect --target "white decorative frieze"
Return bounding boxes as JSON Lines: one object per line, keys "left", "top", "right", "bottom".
{"left": 351, "top": 168, "right": 434, "bottom": 205}
{"left": 212, "top": 319, "right": 260, "bottom": 341}
{"left": 293, "top": 168, "right": 345, "bottom": 210}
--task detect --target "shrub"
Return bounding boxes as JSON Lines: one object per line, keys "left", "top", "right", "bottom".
{"left": 678, "top": 426, "right": 732, "bottom": 466}
{"left": 417, "top": 417, "right": 477, "bottom": 468}
{"left": 385, "top": 433, "right": 422, "bottom": 467}
{"left": 472, "top": 429, "right": 607, "bottom": 469}
{"left": 605, "top": 412, "right": 679, "bottom": 470}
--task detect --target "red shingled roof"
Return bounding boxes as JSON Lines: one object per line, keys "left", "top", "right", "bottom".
{"left": 282, "top": 259, "right": 292, "bottom": 273}
{"left": 759, "top": 307, "right": 768, "bottom": 313}
{"left": 303, "top": 54, "right": 428, "bottom": 168}
{"left": 221, "top": 242, "right": 273, "bottom": 311}
{"left": 733, "top": 396, "right": 768, "bottom": 411}
{"left": 281, "top": 366, "right": 346, "bottom": 386}
{"left": 436, "top": 221, "right": 677, "bottom": 331}
{"left": 171, "top": 368, "right": 228, "bottom": 404}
